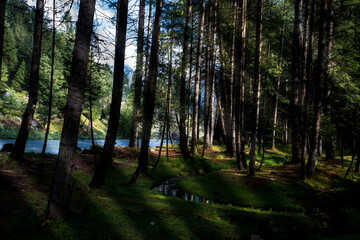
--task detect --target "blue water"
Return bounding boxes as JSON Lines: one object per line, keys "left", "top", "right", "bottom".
{"left": 0, "top": 139, "right": 174, "bottom": 155}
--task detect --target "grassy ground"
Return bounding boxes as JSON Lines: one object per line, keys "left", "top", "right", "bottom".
{"left": 0, "top": 145, "right": 360, "bottom": 240}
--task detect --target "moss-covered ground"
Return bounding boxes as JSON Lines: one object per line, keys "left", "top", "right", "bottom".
{"left": 0, "top": 145, "right": 359, "bottom": 239}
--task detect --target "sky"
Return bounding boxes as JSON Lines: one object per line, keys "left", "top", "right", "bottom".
{"left": 27, "top": 0, "right": 140, "bottom": 70}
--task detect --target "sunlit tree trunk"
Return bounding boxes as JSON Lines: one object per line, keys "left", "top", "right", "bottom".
{"left": 11, "top": 0, "right": 44, "bottom": 160}
{"left": 129, "top": 0, "right": 145, "bottom": 149}
{"left": 89, "top": 0, "right": 128, "bottom": 188}
{"left": 48, "top": 0, "right": 96, "bottom": 218}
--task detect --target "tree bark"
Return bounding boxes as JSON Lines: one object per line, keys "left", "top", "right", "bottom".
{"left": 306, "top": 0, "right": 327, "bottom": 178}
{"left": 272, "top": 0, "right": 287, "bottom": 149}
{"left": 179, "top": 0, "right": 193, "bottom": 161}
{"left": 249, "top": 0, "right": 263, "bottom": 176}
{"left": 48, "top": 0, "right": 96, "bottom": 218}
{"left": 42, "top": 0, "right": 56, "bottom": 154}
{"left": 11, "top": 0, "right": 44, "bottom": 160}
{"left": 191, "top": 0, "right": 205, "bottom": 155}
{"left": 186, "top": 11, "right": 194, "bottom": 149}
{"left": 89, "top": 0, "right": 128, "bottom": 188}
{"left": 130, "top": 0, "right": 163, "bottom": 183}
{"left": 300, "top": 0, "right": 315, "bottom": 180}
{"left": 0, "top": 0, "right": 6, "bottom": 86}
{"left": 290, "top": 0, "right": 303, "bottom": 164}
{"left": 129, "top": 0, "right": 145, "bottom": 149}
{"left": 144, "top": 1, "right": 152, "bottom": 86}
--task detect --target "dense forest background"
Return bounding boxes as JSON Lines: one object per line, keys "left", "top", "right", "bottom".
{"left": 0, "top": 0, "right": 135, "bottom": 139}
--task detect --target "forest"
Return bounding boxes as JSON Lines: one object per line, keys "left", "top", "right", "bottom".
{"left": 0, "top": 0, "right": 360, "bottom": 239}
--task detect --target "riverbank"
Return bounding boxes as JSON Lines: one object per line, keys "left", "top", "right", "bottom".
{"left": 0, "top": 145, "right": 359, "bottom": 239}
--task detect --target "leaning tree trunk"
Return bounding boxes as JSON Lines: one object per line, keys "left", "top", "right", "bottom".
{"left": 249, "top": 0, "right": 263, "bottom": 176}
{"left": 89, "top": 0, "right": 128, "bottom": 188}
{"left": 130, "top": 0, "right": 163, "bottom": 183}
{"left": 42, "top": 0, "right": 56, "bottom": 154}
{"left": 179, "top": 0, "right": 193, "bottom": 161}
{"left": 47, "top": 0, "right": 96, "bottom": 218}
{"left": 306, "top": 0, "right": 327, "bottom": 178}
{"left": 191, "top": 0, "right": 205, "bottom": 155}
{"left": 289, "top": 0, "right": 303, "bottom": 164}
{"left": 11, "top": 0, "right": 44, "bottom": 160}
{"left": 129, "top": 0, "right": 145, "bottom": 149}
{"left": 0, "top": 0, "right": 6, "bottom": 86}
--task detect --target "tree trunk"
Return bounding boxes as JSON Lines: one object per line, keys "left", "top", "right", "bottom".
{"left": 187, "top": 11, "right": 194, "bottom": 148}
{"left": 89, "top": 0, "right": 128, "bottom": 188}
{"left": 42, "top": 0, "right": 56, "bottom": 154}
{"left": 179, "top": 0, "right": 193, "bottom": 161}
{"left": 249, "top": 0, "right": 263, "bottom": 176}
{"left": 290, "top": 0, "right": 303, "bottom": 164}
{"left": 130, "top": 0, "right": 163, "bottom": 183}
{"left": 48, "top": 0, "right": 96, "bottom": 218}
{"left": 0, "top": 0, "right": 6, "bottom": 86}
{"left": 306, "top": 0, "right": 327, "bottom": 178}
{"left": 191, "top": 0, "right": 205, "bottom": 155}
{"left": 129, "top": 0, "right": 145, "bottom": 149}
{"left": 300, "top": 0, "right": 315, "bottom": 180}
{"left": 202, "top": 1, "right": 211, "bottom": 155}
{"left": 272, "top": 0, "right": 287, "bottom": 149}
{"left": 144, "top": 1, "right": 152, "bottom": 85}
{"left": 234, "top": 0, "right": 247, "bottom": 170}
{"left": 11, "top": 0, "right": 44, "bottom": 160}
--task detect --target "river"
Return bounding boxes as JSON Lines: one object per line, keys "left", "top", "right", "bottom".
{"left": 0, "top": 139, "right": 175, "bottom": 155}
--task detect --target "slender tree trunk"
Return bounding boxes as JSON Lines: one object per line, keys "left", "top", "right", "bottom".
{"left": 272, "top": 0, "right": 287, "bottom": 149}
{"left": 306, "top": 0, "right": 327, "bottom": 178}
{"left": 300, "top": 0, "right": 315, "bottom": 180}
{"left": 290, "top": 0, "right": 303, "bottom": 164}
{"left": 48, "top": 0, "right": 96, "bottom": 218}
{"left": 191, "top": 0, "right": 205, "bottom": 155}
{"left": 209, "top": 3, "right": 216, "bottom": 147}
{"left": 129, "top": 0, "right": 145, "bottom": 149}
{"left": 249, "top": 0, "right": 263, "bottom": 176}
{"left": 42, "top": 0, "right": 56, "bottom": 154}
{"left": 89, "top": 0, "right": 128, "bottom": 188}
{"left": 0, "top": 0, "right": 6, "bottom": 86}
{"left": 130, "top": 0, "right": 163, "bottom": 183}
{"left": 240, "top": 0, "right": 247, "bottom": 168}
{"left": 144, "top": 1, "right": 152, "bottom": 85}
{"left": 187, "top": 11, "right": 194, "bottom": 148}
{"left": 153, "top": 118, "right": 166, "bottom": 170}
{"left": 179, "top": 0, "right": 193, "bottom": 161}
{"left": 88, "top": 63, "right": 97, "bottom": 165}
{"left": 11, "top": 0, "right": 44, "bottom": 160}
{"left": 202, "top": 1, "right": 211, "bottom": 156}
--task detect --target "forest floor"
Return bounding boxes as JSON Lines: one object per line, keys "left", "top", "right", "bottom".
{"left": 0, "top": 145, "right": 360, "bottom": 240}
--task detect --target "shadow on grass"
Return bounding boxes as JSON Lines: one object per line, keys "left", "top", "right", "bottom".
{"left": 0, "top": 171, "right": 57, "bottom": 240}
